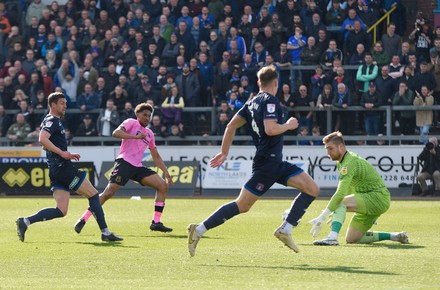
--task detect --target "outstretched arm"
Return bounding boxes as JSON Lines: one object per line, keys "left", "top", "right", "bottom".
{"left": 210, "top": 114, "right": 246, "bottom": 168}
{"left": 150, "top": 147, "right": 173, "bottom": 184}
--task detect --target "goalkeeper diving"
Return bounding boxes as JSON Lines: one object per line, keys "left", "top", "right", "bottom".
{"left": 307, "top": 131, "right": 409, "bottom": 245}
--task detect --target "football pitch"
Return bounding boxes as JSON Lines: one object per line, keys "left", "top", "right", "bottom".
{"left": 1, "top": 197, "right": 439, "bottom": 290}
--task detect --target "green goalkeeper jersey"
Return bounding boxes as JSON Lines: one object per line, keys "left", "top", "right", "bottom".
{"left": 327, "top": 150, "right": 390, "bottom": 212}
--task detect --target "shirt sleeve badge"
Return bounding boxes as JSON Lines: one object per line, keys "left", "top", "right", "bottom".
{"left": 267, "top": 103, "right": 275, "bottom": 113}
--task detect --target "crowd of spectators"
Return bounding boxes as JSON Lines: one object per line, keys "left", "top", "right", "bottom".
{"left": 0, "top": 0, "right": 438, "bottom": 146}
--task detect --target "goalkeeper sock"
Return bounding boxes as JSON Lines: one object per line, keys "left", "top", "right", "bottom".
{"left": 357, "top": 231, "right": 392, "bottom": 244}
{"left": 329, "top": 204, "right": 347, "bottom": 239}
{"left": 202, "top": 201, "right": 240, "bottom": 230}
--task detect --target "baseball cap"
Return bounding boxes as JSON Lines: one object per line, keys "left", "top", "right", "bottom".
{"left": 369, "top": 81, "right": 376, "bottom": 88}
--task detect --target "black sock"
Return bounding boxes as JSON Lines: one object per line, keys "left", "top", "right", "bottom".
{"left": 27, "top": 207, "right": 64, "bottom": 224}
{"left": 286, "top": 193, "right": 315, "bottom": 226}
{"left": 88, "top": 194, "right": 107, "bottom": 230}
{"left": 203, "top": 201, "right": 240, "bottom": 230}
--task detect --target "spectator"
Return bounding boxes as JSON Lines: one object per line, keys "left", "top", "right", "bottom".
{"left": 75, "top": 114, "right": 98, "bottom": 138}
{"left": 332, "top": 83, "right": 353, "bottom": 135}
{"left": 344, "top": 19, "right": 370, "bottom": 62}
{"left": 57, "top": 56, "right": 80, "bottom": 108}
{"left": 320, "top": 39, "right": 343, "bottom": 68}
{"left": 277, "top": 83, "right": 295, "bottom": 121}
{"left": 372, "top": 41, "right": 391, "bottom": 67}
{"left": 332, "top": 66, "right": 353, "bottom": 93}
{"left": 227, "top": 91, "right": 243, "bottom": 113}
{"left": 375, "top": 65, "right": 397, "bottom": 105}
{"left": 287, "top": 26, "right": 307, "bottom": 93}
{"left": 273, "top": 43, "right": 292, "bottom": 86}
{"left": 300, "top": 36, "right": 321, "bottom": 88}
{"left": 316, "top": 83, "right": 334, "bottom": 129}
{"left": 77, "top": 83, "right": 100, "bottom": 115}
{"left": 349, "top": 43, "right": 366, "bottom": 65}
{"left": 409, "top": 23, "right": 433, "bottom": 63}
{"left": 0, "top": 105, "right": 11, "bottom": 137}
{"left": 382, "top": 23, "right": 401, "bottom": 58}
{"left": 160, "top": 86, "right": 184, "bottom": 128}
{"left": 97, "top": 99, "right": 120, "bottom": 137}
{"left": 360, "top": 82, "right": 381, "bottom": 141}
{"left": 294, "top": 85, "right": 314, "bottom": 134}
{"left": 413, "top": 85, "right": 434, "bottom": 144}
{"left": 6, "top": 113, "right": 31, "bottom": 146}
{"left": 340, "top": 9, "right": 366, "bottom": 42}
{"left": 261, "top": 25, "right": 278, "bottom": 57}
{"left": 356, "top": 52, "right": 378, "bottom": 95}
{"left": 167, "top": 124, "right": 186, "bottom": 145}
{"left": 194, "top": 53, "right": 213, "bottom": 106}
{"left": 307, "top": 13, "right": 326, "bottom": 40}
{"left": 26, "top": 0, "right": 45, "bottom": 26}
{"left": 297, "top": 126, "right": 312, "bottom": 145}
{"left": 398, "top": 41, "right": 414, "bottom": 66}
{"left": 120, "top": 101, "right": 136, "bottom": 122}
{"left": 388, "top": 55, "right": 405, "bottom": 80}
{"left": 95, "top": 10, "right": 114, "bottom": 36}
{"left": 392, "top": 82, "right": 415, "bottom": 138}
{"left": 417, "top": 137, "right": 440, "bottom": 196}
{"left": 310, "top": 65, "right": 326, "bottom": 103}
{"left": 413, "top": 61, "right": 437, "bottom": 93}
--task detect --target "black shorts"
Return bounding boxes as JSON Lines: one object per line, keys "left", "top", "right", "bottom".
{"left": 244, "top": 156, "right": 304, "bottom": 196}
{"left": 109, "top": 158, "right": 157, "bottom": 185}
{"left": 50, "top": 162, "right": 86, "bottom": 192}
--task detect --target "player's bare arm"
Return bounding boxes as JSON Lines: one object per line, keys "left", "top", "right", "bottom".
{"left": 210, "top": 115, "right": 246, "bottom": 168}
{"left": 150, "top": 148, "right": 173, "bottom": 184}
{"left": 112, "top": 126, "right": 147, "bottom": 139}
{"left": 264, "top": 117, "right": 298, "bottom": 136}
{"left": 39, "top": 130, "right": 80, "bottom": 161}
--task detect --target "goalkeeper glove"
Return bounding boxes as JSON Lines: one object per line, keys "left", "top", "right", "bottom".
{"left": 308, "top": 208, "right": 332, "bottom": 238}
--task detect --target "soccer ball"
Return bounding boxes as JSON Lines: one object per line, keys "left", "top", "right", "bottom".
{"left": 282, "top": 209, "right": 290, "bottom": 221}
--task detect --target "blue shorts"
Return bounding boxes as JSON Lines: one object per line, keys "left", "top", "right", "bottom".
{"left": 109, "top": 158, "right": 157, "bottom": 185}
{"left": 49, "top": 162, "right": 86, "bottom": 192}
{"left": 244, "top": 156, "right": 304, "bottom": 196}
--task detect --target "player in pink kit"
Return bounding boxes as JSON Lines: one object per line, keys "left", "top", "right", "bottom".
{"left": 74, "top": 103, "right": 174, "bottom": 233}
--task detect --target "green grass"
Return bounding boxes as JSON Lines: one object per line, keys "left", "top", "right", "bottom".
{"left": 1, "top": 197, "right": 439, "bottom": 290}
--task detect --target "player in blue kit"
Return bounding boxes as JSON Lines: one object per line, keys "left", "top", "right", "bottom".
{"left": 187, "top": 65, "right": 320, "bottom": 257}
{"left": 16, "top": 92, "right": 122, "bottom": 242}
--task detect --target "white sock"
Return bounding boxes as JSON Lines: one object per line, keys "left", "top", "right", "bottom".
{"left": 279, "top": 221, "right": 293, "bottom": 234}
{"left": 328, "top": 231, "right": 338, "bottom": 240}
{"left": 390, "top": 232, "right": 399, "bottom": 241}
{"left": 23, "top": 218, "right": 30, "bottom": 227}
{"left": 195, "top": 223, "right": 207, "bottom": 236}
{"left": 101, "top": 228, "right": 111, "bottom": 235}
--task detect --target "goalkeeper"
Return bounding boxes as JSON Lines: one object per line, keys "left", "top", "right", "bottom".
{"left": 309, "top": 131, "right": 409, "bottom": 245}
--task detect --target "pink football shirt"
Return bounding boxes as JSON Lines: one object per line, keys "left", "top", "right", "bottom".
{"left": 116, "top": 118, "right": 156, "bottom": 167}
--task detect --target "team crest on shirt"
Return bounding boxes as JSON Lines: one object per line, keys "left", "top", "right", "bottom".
{"left": 341, "top": 166, "right": 348, "bottom": 175}
{"left": 46, "top": 121, "right": 53, "bottom": 127}
{"left": 267, "top": 104, "right": 275, "bottom": 113}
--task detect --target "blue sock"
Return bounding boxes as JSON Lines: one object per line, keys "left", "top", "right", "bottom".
{"left": 286, "top": 193, "right": 315, "bottom": 226}
{"left": 27, "top": 207, "right": 64, "bottom": 224}
{"left": 88, "top": 194, "right": 107, "bottom": 230}
{"left": 203, "top": 201, "right": 240, "bottom": 230}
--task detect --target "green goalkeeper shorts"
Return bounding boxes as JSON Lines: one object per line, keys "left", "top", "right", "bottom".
{"left": 349, "top": 188, "right": 391, "bottom": 233}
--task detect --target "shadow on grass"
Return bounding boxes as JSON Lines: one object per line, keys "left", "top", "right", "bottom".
{"left": 122, "top": 234, "right": 222, "bottom": 240}
{"left": 344, "top": 243, "right": 424, "bottom": 250}
{"left": 200, "top": 263, "right": 399, "bottom": 275}
{"left": 77, "top": 242, "right": 139, "bottom": 248}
